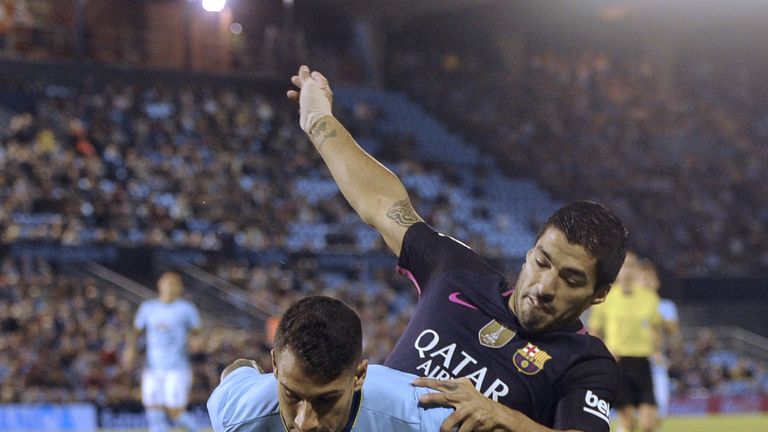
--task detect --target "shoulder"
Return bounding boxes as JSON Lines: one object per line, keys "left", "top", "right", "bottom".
{"left": 403, "top": 223, "right": 471, "bottom": 251}
{"left": 182, "top": 299, "right": 197, "bottom": 313}
{"left": 137, "top": 299, "right": 158, "bottom": 313}
{"left": 550, "top": 335, "right": 617, "bottom": 398}
{"left": 178, "top": 298, "right": 197, "bottom": 309}
{"left": 542, "top": 331, "right": 616, "bottom": 372}
{"left": 399, "top": 223, "right": 502, "bottom": 277}
{"left": 360, "top": 366, "right": 420, "bottom": 421}
{"left": 140, "top": 299, "right": 159, "bottom": 307}
{"left": 208, "top": 368, "right": 279, "bottom": 427}
{"left": 360, "top": 365, "right": 452, "bottom": 429}
{"left": 362, "top": 365, "right": 417, "bottom": 400}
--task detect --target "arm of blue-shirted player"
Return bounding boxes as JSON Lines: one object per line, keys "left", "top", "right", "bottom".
{"left": 207, "top": 359, "right": 265, "bottom": 432}
{"left": 286, "top": 65, "right": 423, "bottom": 256}
{"left": 186, "top": 304, "right": 204, "bottom": 358}
{"left": 121, "top": 328, "right": 143, "bottom": 370}
{"left": 122, "top": 302, "right": 147, "bottom": 371}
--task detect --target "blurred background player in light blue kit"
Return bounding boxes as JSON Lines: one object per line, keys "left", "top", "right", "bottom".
{"left": 123, "top": 271, "right": 202, "bottom": 432}
{"left": 207, "top": 296, "right": 452, "bottom": 432}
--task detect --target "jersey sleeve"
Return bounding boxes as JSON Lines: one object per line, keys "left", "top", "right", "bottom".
{"left": 207, "top": 366, "right": 271, "bottom": 432}
{"left": 187, "top": 302, "right": 202, "bottom": 331}
{"left": 552, "top": 356, "right": 618, "bottom": 431}
{"left": 134, "top": 302, "right": 148, "bottom": 330}
{"left": 397, "top": 222, "right": 498, "bottom": 296}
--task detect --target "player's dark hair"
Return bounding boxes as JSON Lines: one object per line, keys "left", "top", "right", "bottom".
{"left": 274, "top": 296, "right": 363, "bottom": 380}
{"left": 538, "top": 200, "right": 628, "bottom": 291}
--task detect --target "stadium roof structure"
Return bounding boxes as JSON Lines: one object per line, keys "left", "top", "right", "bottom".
{"left": 327, "top": 0, "right": 768, "bottom": 27}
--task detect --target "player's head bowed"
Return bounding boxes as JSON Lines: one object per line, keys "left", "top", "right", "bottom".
{"left": 539, "top": 200, "right": 629, "bottom": 291}
{"left": 272, "top": 296, "right": 367, "bottom": 432}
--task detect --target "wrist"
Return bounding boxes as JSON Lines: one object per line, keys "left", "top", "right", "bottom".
{"left": 307, "top": 114, "right": 336, "bottom": 138}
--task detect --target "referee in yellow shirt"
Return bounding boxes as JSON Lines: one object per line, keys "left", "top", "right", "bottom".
{"left": 589, "top": 252, "right": 662, "bottom": 432}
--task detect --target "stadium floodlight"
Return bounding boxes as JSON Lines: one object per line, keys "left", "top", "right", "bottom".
{"left": 202, "top": 0, "right": 227, "bottom": 12}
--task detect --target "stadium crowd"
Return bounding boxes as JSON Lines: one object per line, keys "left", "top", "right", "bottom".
{"left": 387, "top": 47, "right": 768, "bottom": 277}
{"left": 0, "top": 73, "right": 514, "bottom": 261}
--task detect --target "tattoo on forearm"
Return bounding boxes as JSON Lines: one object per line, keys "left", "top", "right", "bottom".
{"left": 386, "top": 200, "right": 419, "bottom": 227}
{"left": 310, "top": 120, "right": 337, "bottom": 148}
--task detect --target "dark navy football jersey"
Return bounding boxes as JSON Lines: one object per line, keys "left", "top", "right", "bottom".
{"left": 385, "top": 223, "right": 617, "bottom": 431}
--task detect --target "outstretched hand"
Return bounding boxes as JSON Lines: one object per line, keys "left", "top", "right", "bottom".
{"left": 287, "top": 65, "right": 333, "bottom": 133}
{"left": 414, "top": 377, "right": 512, "bottom": 432}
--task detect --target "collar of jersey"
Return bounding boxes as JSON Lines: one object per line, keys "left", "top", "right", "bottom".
{"left": 459, "top": 281, "right": 585, "bottom": 337}
{"left": 278, "top": 389, "right": 362, "bottom": 432}
{"left": 341, "top": 389, "right": 362, "bottom": 431}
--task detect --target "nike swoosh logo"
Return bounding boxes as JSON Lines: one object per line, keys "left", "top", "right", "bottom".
{"left": 448, "top": 292, "right": 478, "bottom": 310}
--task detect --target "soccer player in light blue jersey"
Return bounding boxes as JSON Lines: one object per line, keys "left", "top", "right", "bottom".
{"left": 124, "top": 271, "right": 202, "bottom": 432}
{"left": 207, "top": 296, "right": 452, "bottom": 432}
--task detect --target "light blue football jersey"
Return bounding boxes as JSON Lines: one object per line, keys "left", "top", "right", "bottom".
{"left": 134, "top": 298, "right": 201, "bottom": 370}
{"left": 207, "top": 364, "right": 453, "bottom": 432}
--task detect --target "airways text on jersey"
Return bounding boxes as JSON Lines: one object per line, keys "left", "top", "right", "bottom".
{"left": 414, "top": 329, "right": 510, "bottom": 401}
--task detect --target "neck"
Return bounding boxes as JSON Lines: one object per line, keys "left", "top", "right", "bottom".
{"left": 340, "top": 390, "right": 362, "bottom": 432}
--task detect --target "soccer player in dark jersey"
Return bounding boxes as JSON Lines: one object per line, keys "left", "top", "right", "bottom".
{"left": 288, "top": 65, "right": 628, "bottom": 432}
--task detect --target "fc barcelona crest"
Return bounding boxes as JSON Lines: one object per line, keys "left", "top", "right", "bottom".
{"left": 478, "top": 320, "right": 516, "bottom": 348}
{"left": 513, "top": 342, "right": 552, "bottom": 375}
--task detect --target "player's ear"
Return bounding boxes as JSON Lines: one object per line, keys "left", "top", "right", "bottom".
{"left": 353, "top": 359, "right": 368, "bottom": 392}
{"left": 271, "top": 349, "right": 278, "bottom": 376}
{"left": 591, "top": 283, "right": 611, "bottom": 305}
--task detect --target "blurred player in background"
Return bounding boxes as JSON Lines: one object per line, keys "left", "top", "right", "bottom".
{"left": 288, "top": 65, "right": 628, "bottom": 432}
{"left": 207, "top": 296, "right": 452, "bottom": 431}
{"left": 589, "top": 253, "right": 662, "bottom": 432}
{"left": 123, "top": 271, "right": 202, "bottom": 432}
{"left": 637, "top": 259, "right": 682, "bottom": 431}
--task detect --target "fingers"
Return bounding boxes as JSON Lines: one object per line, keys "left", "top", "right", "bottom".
{"left": 297, "top": 65, "right": 311, "bottom": 82}
{"left": 418, "top": 392, "right": 452, "bottom": 408}
{"left": 456, "top": 415, "right": 479, "bottom": 432}
{"left": 413, "top": 376, "right": 452, "bottom": 390}
{"left": 440, "top": 409, "right": 467, "bottom": 432}
{"left": 311, "top": 70, "right": 329, "bottom": 87}
{"left": 288, "top": 66, "right": 328, "bottom": 104}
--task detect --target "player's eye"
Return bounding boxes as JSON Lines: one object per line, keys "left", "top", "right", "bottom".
{"left": 284, "top": 390, "right": 300, "bottom": 401}
{"left": 316, "top": 395, "right": 339, "bottom": 406}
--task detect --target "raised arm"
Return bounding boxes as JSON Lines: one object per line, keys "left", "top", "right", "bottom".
{"left": 287, "top": 65, "right": 422, "bottom": 255}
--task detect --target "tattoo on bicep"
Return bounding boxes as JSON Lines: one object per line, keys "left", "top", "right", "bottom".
{"left": 309, "top": 120, "right": 337, "bottom": 148}
{"left": 386, "top": 200, "right": 420, "bottom": 227}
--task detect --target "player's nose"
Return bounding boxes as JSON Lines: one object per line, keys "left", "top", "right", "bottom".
{"left": 294, "top": 401, "right": 320, "bottom": 431}
{"left": 536, "top": 270, "right": 557, "bottom": 303}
